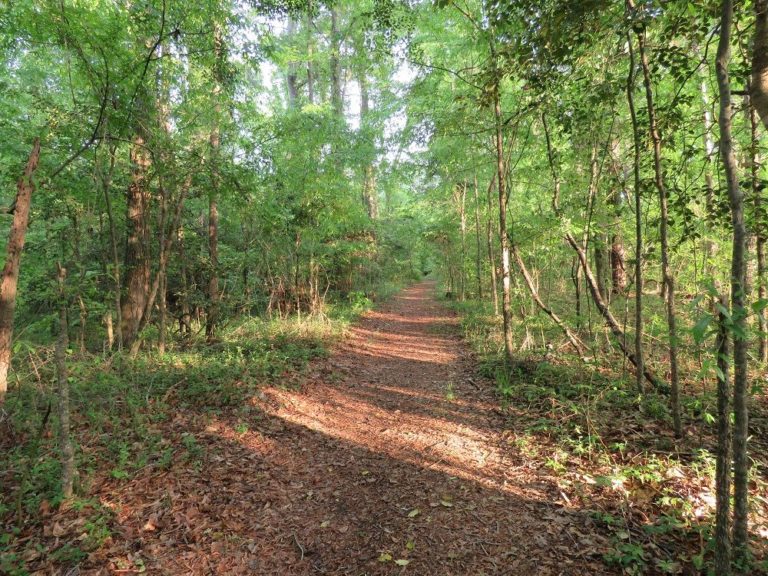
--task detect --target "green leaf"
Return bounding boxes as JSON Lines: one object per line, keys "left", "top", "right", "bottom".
{"left": 691, "top": 315, "right": 712, "bottom": 344}
{"left": 394, "top": 559, "right": 410, "bottom": 566}
{"left": 407, "top": 508, "right": 420, "bottom": 518}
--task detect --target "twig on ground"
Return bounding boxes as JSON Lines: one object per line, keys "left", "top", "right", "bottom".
{"left": 292, "top": 532, "right": 305, "bottom": 561}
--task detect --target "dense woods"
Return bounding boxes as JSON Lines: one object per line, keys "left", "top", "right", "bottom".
{"left": 2, "top": 0, "right": 768, "bottom": 574}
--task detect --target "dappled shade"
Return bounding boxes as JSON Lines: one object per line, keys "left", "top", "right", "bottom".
{"left": 90, "top": 283, "right": 613, "bottom": 574}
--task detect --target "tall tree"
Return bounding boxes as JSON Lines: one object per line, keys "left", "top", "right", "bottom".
{"left": 716, "top": 0, "right": 750, "bottom": 567}
{"left": 630, "top": 0, "right": 682, "bottom": 437}
{"left": 0, "top": 138, "right": 40, "bottom": 405}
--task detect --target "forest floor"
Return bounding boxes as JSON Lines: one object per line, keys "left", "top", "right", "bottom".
{"left": 65, "top": 281, "right": 617, "bottom": 575}
{"left": 13, "top": 281, "right": 768, "bottom": 575}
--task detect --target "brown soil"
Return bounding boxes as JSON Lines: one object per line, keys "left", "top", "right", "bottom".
{"left": 87, "top": 282, "right": 615, "bottom": 575}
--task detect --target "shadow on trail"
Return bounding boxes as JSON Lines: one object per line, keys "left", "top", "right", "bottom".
{"left": 89, "top": 282, "right": 615, "bottom": 575}
{"left": 95, "top": 413, "right": 611, "bottom": 576}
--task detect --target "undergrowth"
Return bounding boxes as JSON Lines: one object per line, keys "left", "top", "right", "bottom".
{"left": 0, "top": 298, "right": 372, "bottom": 575}
{"left": 448, "top": 296, "right": 768, "bottom": 575}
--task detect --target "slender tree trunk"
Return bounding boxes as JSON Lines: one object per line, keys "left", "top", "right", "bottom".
{"left": 206, "top": 24, "right": 223, "bottom": 342}
{"left": 626, "top": 32, "right": 645, "bottom": 394}
{"left": 572, "top": 257, "right": 582, "bottom": 329}
{"left": 490, "top": 39, "right": 514, "bottom": 364}
{"left": 716, "top": 2, "right": 750, "bottom": 566}
{"left": 77, "top": 296, "right": 87, "bottom": 354}
{"left": 306, "top": 3, "right": 315, "bottom": 104}
{"left": 473, "top": 175, "right": 483, "bottom": 299}
{"left": 359, "top": 67, "right": 378, "bottom": 219}
{"left": 0, "top": 138, "right": 40, "bottom": 405}
{"left": 594, "top": 239, "right": 609, "bottom": 301}
{"left": 486, "top": 174, "right": 499, "bottom": 315}
{"left": 511, "top": 245, "right": 585, "bottom": 353}
{"left": 330, "top": 8, "right": 342, "bottom": 117}
{"left": 207, "top": 194, "right": 219, "bottom": 340}
{"left": 610, "top": 235, "right": 627, "bottom": 295}
{"left": 178, "top": 229, "right": 191, "bottom": 338}
{"left": 55, "top": 263, "right": 75, "bottom": 499}
{"left": 286, "top": 17, "right": 299, "bottom": 106}
{"left": 634, "top": 11, "right": 682, "bottom": 437}
{"left": 701, "top": 66, "right": 720, "bottom": 314}
{"left": 749, "top": 88, "right": 768, "bottom": 363}
{"left": 453, "top": 182, "right": 467, "bottom": 301}
{"left": 100, "top": 143, "right": 122, "bottom": 351}
{"left": 610, "top": 178, "right": 627, "bottom": 294}
{"left": 159, "top": 271, "right": 167, "bottom": 354}
{"left": 751, "top": 0, "right": 768, "bottom": 132}
{"left": 715, "top": 293, "right": 733, "bottom": 575}
{"left": 544, "top": 115, "right": 664, "bottom": 391}
{"left": 758, "top": 236, "right": 767, "bottom": 363}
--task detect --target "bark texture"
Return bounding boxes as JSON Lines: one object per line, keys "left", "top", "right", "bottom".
{"left": 0, "top": 138, "right": 40, "bottom": 405}
{"left": 634, "top": 11, "right": 681, "bottom": 436}
{"left": 55, "top": 263, "right": 75, "bottom": 499}
{"left": 120, "top": 125, "right": 152, "bottom": 349}
{"left": 752, "top": 0, "right": 768, "bottom": 132}
{"left": 716, "top": 1, "right": 750, "bottom": 566}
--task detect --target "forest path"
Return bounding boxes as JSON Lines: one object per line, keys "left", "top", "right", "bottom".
{"left": 95, "top": 282, "right": 613, "bottom": 575}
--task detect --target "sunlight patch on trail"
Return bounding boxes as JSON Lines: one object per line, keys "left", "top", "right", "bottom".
{"left": 261, "top": 385, "right": 528, "bottom": 495}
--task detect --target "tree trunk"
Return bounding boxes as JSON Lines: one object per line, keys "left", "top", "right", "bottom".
{"left": 120, "top": 124, "right": 152, "bottom": 349}
{"left": 0, "top": 138, "right": 40, "bottom": 405}
{"left": 306, "top": 4, "right": 315, "bottom": 104}
{"left": 701, "top": 65, "right": 721, "bottom": 317}
{"left": 473, "top": 175, "right": 483, "bottom": 299}
{"left": 330, "top": 8, "right": 342, "bottom": 117}
{"left": 159, "top": 271, "right": 167, "bottom": 354}
{"left": 511, "top": 244, "right": 585, "bottom": 354}
{"left": 207, "top": 24, "right": 223, "bottom": 342}
{"left": 104, "top": 312, "right": 114, "bottom": 351}
{"left": 572, "top": 257, "right": 582, "bottom": 329}
{"left": 359, "top": 68, "right": 378, "bottom": 219}
{"left": 100, "top": 142, "right": 122, "bottom": 351}
{"left": 544, "top": 115, "right": 664, "bottom": 391}
{"left": 716, "top": 2, "right": 750, "bottom": 565}
{"left": 634, "top": 11, "right": 682, "bottom": 437}
{"left": 715, "top": 293, "right": 732, "bottom": 576}
{"left": 486, "top": 174, "right": 499, "bottom": 315}
{"left": 610, "top": 182, "right": 627, "bottom": 294}
{"left": 751, "top": 0, "right": 768, "bottom": 132}
{"left": 178, "top": 229, "right": 191, "bottom": 338}
{"left": 55, "top": 263, "right": 75, "bottom": 500}
{"left": 286, "top": 17, "right": 299, "bottom": 106}
{"left": 490, "top": 38, "right": 514, "bottom": 364}
{"left": 130, "top": 175, "right": 191, "bottom": 355}
{"left": 454, "top": 182, "right": 467, "bottom": 301}
{"left": 594, "top": 238, "right": 609, "bottom": 302}
{"left": 610, "top": 236, "right": 627, "bottom": 294}
{"left": 626, "top": 31, "right": 645, "bottom": 394}
{"left": 749, "top": 88, "right": 768, "bottom": 363}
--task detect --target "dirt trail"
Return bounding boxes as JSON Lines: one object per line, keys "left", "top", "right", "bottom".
{"left": 94, "top": 282, "right": 612, "bottom": 575}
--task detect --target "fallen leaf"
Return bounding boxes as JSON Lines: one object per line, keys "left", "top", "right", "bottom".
{"left": 395, "top": 559, "right": 410, "bottom": 566}
{"left": 407, "top": 509, "right": 420, "bottom": 518}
